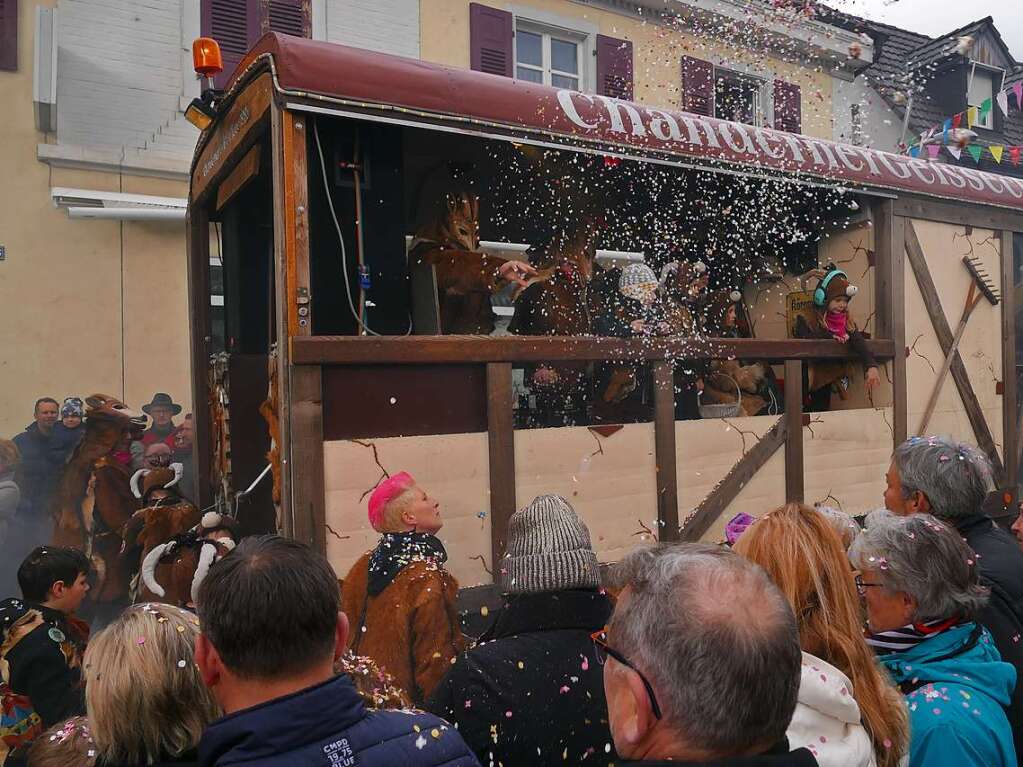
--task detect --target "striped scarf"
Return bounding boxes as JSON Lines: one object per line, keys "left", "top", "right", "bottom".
{"left": 864, "top": 616, "right": 962, "bottom": 655}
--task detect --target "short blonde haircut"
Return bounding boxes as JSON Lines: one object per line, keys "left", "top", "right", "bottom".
{"left": 27, "top": 717, "right": 96, "bottom": 767}
{"left": 378, "top": 487, "right": 417, "bottom": 532}
{"left": 83, "top": 604, "right": 220, "bottom": 764}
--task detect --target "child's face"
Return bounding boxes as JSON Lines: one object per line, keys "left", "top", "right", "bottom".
{"left": 62, "top": 415, "right": 82, "bottom": 429}
{"left": 827, "top": 296, "right": 849, "bottom": 313}
{"left": 50, "top": 572, "right": 90, "bottom": 614}
{"left": 725, "top": 306, "right": 737, "bottom": 327}
{"left": 399, "top": 484, "right": 443, "bottom": 534}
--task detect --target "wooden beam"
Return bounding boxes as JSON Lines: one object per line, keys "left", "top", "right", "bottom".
{"left": 904, "top": 221, "right": 1005, "bottom": 476}
{"left": 216, "top": 142, "right": 261, "bottom": 213}
{"left": 1002, "top": 230, "right": 1018, "bottom": 489}
{"left": 891, "top": 214, "right": 908, "bottom": 446}
{"left": 291, "top": 335, "right": 896, "bottom": 366}
{"left": 283, "top": 112, "right": 310, "bottom": 337}
{"left": 486, "top": 362, "right": 516, "bottom": 581}
{"left": 185, "top": 207, "right": 213, "bottom": 512}
{"left": 873, "top": 199, "right": 893, "bottom": 340}
{"left": 652, "top": 362, "right": 679, "bottom": 541}
{"left": 289, "top": 366, "right": 325, "bottom": 553}
{"left": 894, "top": 197, "right": 1023, "bottom": 234}
{"left": 784, "top": 360, "right": 804, "bottom": 503}
{"left": 681, "top": 418, "right": 786, "bottom": 542}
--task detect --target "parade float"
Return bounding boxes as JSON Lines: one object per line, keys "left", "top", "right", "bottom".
{"left": 184, "top": 32, "right": 1023, "bottom": 592}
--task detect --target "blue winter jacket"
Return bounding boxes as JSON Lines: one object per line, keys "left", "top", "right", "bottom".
{"left": 197, "top": 674, "right": 481, "bottom": 767}
{"left": 880, "top": 622, "right": 1018, "bottom": 767}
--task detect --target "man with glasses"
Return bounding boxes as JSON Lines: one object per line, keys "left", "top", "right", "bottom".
{"left": 599, "top": 543, "right": 817, "bottom": 766}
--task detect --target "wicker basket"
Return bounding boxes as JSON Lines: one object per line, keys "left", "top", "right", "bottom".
{"left": 697, "top": 375, "right": 742, "bottom": 419}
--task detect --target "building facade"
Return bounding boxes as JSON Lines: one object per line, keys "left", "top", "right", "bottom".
{"left": 0, "top": 0, "right": 868, "bottom": 436}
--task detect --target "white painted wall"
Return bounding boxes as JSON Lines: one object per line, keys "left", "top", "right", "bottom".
{"left": 324, "top": 0, "right": 420, "bottom": 59}
{"left": 832, "top": 74, "right": 902, "bottom": 152}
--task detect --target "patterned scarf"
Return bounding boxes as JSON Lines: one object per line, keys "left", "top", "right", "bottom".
{"left": 367, "top": 532, "right": 447, "bottom": 596}
{"left": 864, "top": 616, "right": 962, "bottom": 655}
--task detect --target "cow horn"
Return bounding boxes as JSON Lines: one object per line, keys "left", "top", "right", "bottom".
{"left": 658, "top": 261, "right": 679, "bottom": 285}
{"left": 141, "top": 543, "right": 169, "bottom": 598}
{"left": 191, "top": 542, "right": 218, "bottom": 604}
{"left": 130, "top": 469, "right": 147, "bottom": 500}
{"left": 167, "top": 463, "right": 183, "bottom": 488}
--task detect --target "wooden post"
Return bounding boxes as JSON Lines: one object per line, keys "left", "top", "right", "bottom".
{"left": 487, "top": 362, "right": 516, "bottom": 579}
{"left": 784, "top": 359, "right": 804, "bottom": 502}
{"left": 1002, "top": 230, "right": 1018, "bottom": 490}
{"left": 185, "top": 207, "right": 213, "bottom": 512}
{"left": 652, "top": 361, "right": 679, "bottom": 541}
{"left": 874, "top": 199, "right": 907, "bottom": 446}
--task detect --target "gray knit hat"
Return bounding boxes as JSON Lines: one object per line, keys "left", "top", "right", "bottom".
{"left": 500, "top": 494, "right": 601, "bottom": 594}
{"left": 618, "top": 263, "right": 658, "bottom": 300}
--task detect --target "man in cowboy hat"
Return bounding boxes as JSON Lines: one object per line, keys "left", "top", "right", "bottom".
{"left": 140, "top": 393, "right": 182, "bottom": 449}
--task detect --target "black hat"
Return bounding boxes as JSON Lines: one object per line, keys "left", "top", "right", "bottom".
{"left": 142, "top": 393, "right": 182, "bottom": 416}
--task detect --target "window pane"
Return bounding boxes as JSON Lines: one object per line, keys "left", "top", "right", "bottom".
{"left": 551, "top": 38, "right": 578, "bottom": 75}
{"left": 714, "top": 71, "right": 758, "bottom": 125}
{"left": 552, "top": 73, "right": 579, "bottom": 90}
{"left": 517, "top": 66, "right": 543, "bottom": 83}
{"left": 516, "top": 30, "right": 542, "bottom": 67}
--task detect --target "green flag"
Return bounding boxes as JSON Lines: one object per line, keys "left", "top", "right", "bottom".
{"left": 966, "top": 144, "right": 983, "bottom": 163}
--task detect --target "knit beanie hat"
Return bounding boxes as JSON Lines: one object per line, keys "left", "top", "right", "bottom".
{"left": 618, "top": 263, "right": 659, "bottom": 300}
{"left": 500, "top": 494, "right": 601, "bottom": 594}
{"left": 822, "top": 272, "right": 859, "bottom": 304}
{"left": 61, "top": 397, "right": 85, "bottom": 418}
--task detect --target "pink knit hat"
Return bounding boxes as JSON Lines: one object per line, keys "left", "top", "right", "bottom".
{"left": 367, "top": 472, "right": 416, "bottom": 531}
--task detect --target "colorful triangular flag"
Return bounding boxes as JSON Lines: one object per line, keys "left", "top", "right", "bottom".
{"left": 966, "top": 144, "right": 983, "bottom": 163}
{"left": 909, "top": 145, "right": 920, "bottom": 158}
{"left": 997, "top": 91, "right": 1009, "bottom": 117}
{"left": 990, "top": 145, "right": 1004, "bottom": 163}
{"left": 927, "top": 144, "right": 941, "bottom": 159}
{"left": 967, "top": 106, "right": 978, "bottom": 128}
{"left": 947, "top": 145, "right": 963, "bottom": 160}
{"left": 1011, "top": 146, "right": 1022, "bottom": 166}
{"left": 979, "top": 98, "right": 992, "bottom": 123}
{"left": 1015, "top": 82, "right": 1023, "bottom": 110}
{"left": 953, "top": 112, "right": 962, "bottom": 129}
{"left": 943, "top": 118, "right": 952, "bottom": 144}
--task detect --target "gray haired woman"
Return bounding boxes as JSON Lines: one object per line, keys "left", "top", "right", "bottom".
{"left": 849, "top": 510, "right": 1016, "bottom": 767}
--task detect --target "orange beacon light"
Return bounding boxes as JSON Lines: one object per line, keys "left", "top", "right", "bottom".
{"left": 192, "top": 37, "right": 223, "bottom": 79}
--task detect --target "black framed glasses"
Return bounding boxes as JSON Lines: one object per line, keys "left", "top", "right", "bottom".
{"left": 855, "top": 574, "right": 885, "bottom": 597}
{"left": 591, "top": 628, "right": 662, "bottom": 720}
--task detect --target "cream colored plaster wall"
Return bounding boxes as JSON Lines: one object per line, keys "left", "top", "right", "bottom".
{"left": 420, "top": 0, "right": 834, "bottom": 139}
{"left": 0, "top": 1, "right": 192, "bottom": 437}
{"left": 903, "top": 220, "right": 1003, "bottom": 455}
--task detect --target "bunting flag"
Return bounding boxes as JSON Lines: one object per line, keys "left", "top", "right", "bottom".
{"left": 989, "top": 145, "right": 1004, "bottom": 163}
{"left": 942, "top": 118, "right": 952, "bottom": 144}
{"left": 947, "top": 145, "right": 963, "bottom": 160}
{"left": 953, "top": 113, "right": 963, "bottom": 129}
{"left": 1011, "top": 146, "right": 1022, "bottom": 165}
{"left": 966, "top": 106, "right": 978, "bottom": 128}
{"left": 966, "top": 144, "right": 983, "bottom": 163}
{"left": 997, "top": 91, "right": 1010, "bottom": 117}
{"left": 978, "top": 98, "right": 992, "bottom": 123}
{"left": 909, "top": 145, "right": 920, "bottom": 158}
{"left": 927, "top": 144, "right": 941, "bottom": 159}
{"left": 1015, "top": 82, "right": 1023, "bottom": 110}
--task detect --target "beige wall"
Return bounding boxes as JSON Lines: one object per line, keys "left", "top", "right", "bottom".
{"left": 0, "top": 0, "right": 192, "bottom": 438}
{"left": 420, "top": 0, "right": 835, "bottom": 139}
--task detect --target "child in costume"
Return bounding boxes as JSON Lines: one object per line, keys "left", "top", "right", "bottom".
{"left": 794, "top": 267, "right": 881, "bottom": 411}
{"left": 340, "top": 473, "right": 464, "bottom": 705}
{"left": 1, "top": 548, "right": 91, "bottom": 765}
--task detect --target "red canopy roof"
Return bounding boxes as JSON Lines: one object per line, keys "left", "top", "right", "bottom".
{"left": 228, "top": 33, "right": 1023, "bottom": 211}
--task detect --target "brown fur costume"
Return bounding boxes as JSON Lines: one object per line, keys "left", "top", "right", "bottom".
{"left": 341, "top": 553, "right": 465, "bottom": 706}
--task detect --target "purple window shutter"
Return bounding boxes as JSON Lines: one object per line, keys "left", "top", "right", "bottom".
{"left": 596, "top": 34, "right": 633, "bottom": 99}
{"left": 773, "top": 80, "right": 802, "bottom": 133}
{"left": 202, "top": 0, "right": 260, "bottom": 89}
{"left": 264, "top": 0, "right": 311, "bottom": 38}
{"left": 0, "top": 0, "right": 18, "bottom": 73}
{"left": 469, "top": 3, "right": 512, "bottom": 77}
{"left": 681, "top": 56, "right": 714, "bottom": 117}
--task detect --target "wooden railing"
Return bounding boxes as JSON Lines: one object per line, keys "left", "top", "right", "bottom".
{"left": 292, "top": 335, "right": 896, "bottom": 568}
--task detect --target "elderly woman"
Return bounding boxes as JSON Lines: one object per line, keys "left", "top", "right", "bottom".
{"left": 884, "top": 436, "right": 1023, "bottom": 757}
{"left": 850, "top": 510, "right": 1016, "bottom": 767}
{"left": 83, "top": 603, "right": 220, "bottom": 766}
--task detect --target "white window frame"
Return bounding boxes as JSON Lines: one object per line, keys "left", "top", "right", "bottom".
{"left": 508, "top": 6, "right": 597, "bottom": 93}
{"left": 967, "top": 61, "right": 1004, "bottom": 131}
{"left": 514, "top": 20, "right": 586, "bottom": 91}
{"left": 713, "top": 67, "right": 768, "bottom": 128}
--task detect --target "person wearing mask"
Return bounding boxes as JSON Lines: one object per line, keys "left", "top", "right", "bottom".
{"left": 82, "top": 603, "right": 219, "bottom": 766}
{"left": 600, "top": 543, "right": 815, "bottom": 766}
{"left": 733, "top": 504, "right": 908, "bottom": 767}
{"left": 428, "top": 495, "right": 616, "bottom": 765}
{"left": 51, "top": 399, "right": 86, "bottom": 466}
{"left": 140, "top": 395, "right": 182, "bottom": 450}
{"left": 194, "top": 536, "right": 479, "bottom": 766}
{"left": 884, "top": 436, "right": 1023, "bottom": 757}
{"left": 851, "top": 510, "right": 1017, "bottom": 767}
{"left": 13, "top": 399, "right": 63, "bottom": 551}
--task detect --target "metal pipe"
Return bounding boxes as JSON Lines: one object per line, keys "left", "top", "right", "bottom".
{"left": 67, "top": 206, "right": 186, "bottom": 221}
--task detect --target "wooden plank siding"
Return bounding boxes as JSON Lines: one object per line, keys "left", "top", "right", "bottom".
{"left": 486, "top": 362, "right": 517, "bottom": 570}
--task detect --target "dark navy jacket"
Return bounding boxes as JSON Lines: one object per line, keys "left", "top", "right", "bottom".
{"left": 198, "top": 674, "right": 480, "bottom": 767}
